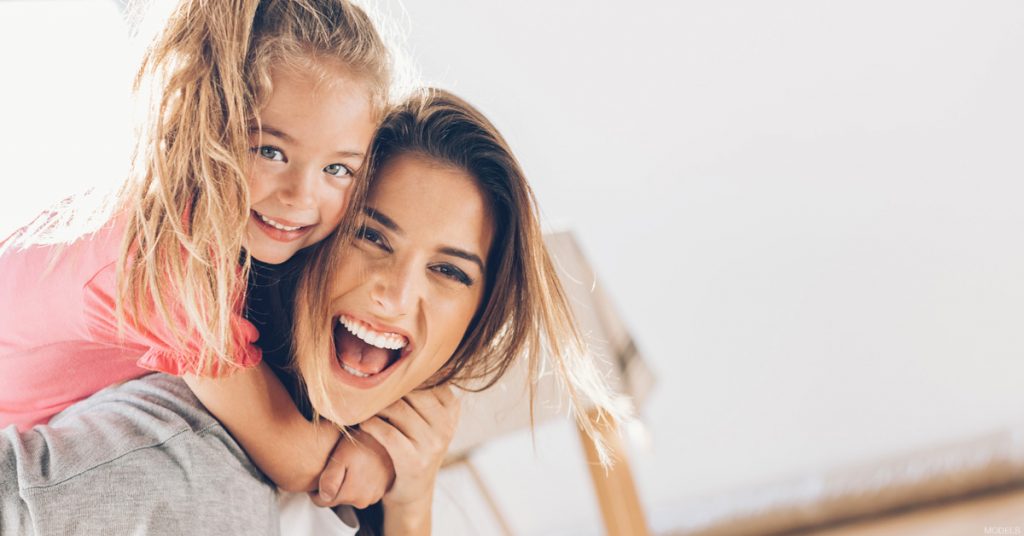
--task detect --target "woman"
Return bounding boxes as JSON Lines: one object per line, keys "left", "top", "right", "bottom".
{"left": 0, "top": 89, "right": 626, "bottom": 535}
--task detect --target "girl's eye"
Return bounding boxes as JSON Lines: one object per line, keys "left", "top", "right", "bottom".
{"left": 431, "top": 264, "right": 474, "bottom": 286}
{"left": 355, "top": 225, "right": 391, "bottom": 252}
{"left": 323, "top": 163, "right": 353, "bottom": 178}
{"left": 252, "top": 145, "right": 285, "bottom": 161}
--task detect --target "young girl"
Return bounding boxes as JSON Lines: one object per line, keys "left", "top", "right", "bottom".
{"left": 0, "top": 0, "right": 393, "bottom": 504}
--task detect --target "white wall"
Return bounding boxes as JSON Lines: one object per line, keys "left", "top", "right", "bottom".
{"left": 3, "top": 1, "right": 1024, "bottom": 534}
{"left": 0, "top": 1, "right": 133, "bottom": 236}
{"left": 381, "top": 1, "right": 1024, "bottom": 533}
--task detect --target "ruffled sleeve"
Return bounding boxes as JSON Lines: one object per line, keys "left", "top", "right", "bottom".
{"left": 83, "top": 261, "right": 263, "bottom": 378}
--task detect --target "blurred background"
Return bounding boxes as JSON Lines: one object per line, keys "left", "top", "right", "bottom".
{"left": 3, "top": 1, "right": 1024, "bottom": 534}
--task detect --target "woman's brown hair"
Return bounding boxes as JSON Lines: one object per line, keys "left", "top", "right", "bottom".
{"left": 295, "top": 88, "right": 628, "bottom": 462}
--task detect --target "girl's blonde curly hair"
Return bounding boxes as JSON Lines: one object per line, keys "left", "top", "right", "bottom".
{"left": 119, "top": 0, "right": 391, "bottom": 374}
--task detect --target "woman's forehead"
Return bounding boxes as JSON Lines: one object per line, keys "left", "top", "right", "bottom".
{"left": 367, "top": 154, "right": 492, "bottom": 251}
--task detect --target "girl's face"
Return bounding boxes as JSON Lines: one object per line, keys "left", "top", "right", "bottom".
{"left": 245, "top": 66, "right": 377, "bottom": 265}
{"left": 298, "top": 153, "right": 494, "bottom": 426}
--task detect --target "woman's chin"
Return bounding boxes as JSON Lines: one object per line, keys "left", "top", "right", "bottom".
{"left": 319, "top": 411, "right": 357, "bottom": 428}
{"left": 317, "top": 400, "right": 389, "bottom": 428}
{"left": 307, "top": 391, "right": 356, "bottom": 426}
{"left": 309, "top": 396, "right": 362, "bottom": 427}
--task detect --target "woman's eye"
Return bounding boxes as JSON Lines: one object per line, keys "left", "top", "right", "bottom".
{"left": 323, "top": 163, "right": 353, "bottom": 178}
{"left": 355, "top": 225, "right": 391, "bottom": 252}
{"left": 252, "top": 145, "right": 285, "bottom": 161}
{"left": 432, "top": 264, "right": 473, "bottom": 286}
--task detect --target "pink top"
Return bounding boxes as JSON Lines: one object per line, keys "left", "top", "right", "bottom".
{"left": 0, "top": 214, "right": 262, "bottom": 431}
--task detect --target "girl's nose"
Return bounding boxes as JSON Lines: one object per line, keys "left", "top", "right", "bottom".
{"left": 277, "top": 167, "right": 318, "bottom": 209}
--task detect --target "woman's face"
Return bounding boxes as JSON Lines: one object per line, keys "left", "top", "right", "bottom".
{"left": 298, "top": 152, "right": 494, "bottom": 425}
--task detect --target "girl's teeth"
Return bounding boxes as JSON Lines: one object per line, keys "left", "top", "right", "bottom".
{"left": 339, "top": 315, "right": 407, "bottom": 350}
{"left": 258, "top": 212, "right": 303, "bottom": 231}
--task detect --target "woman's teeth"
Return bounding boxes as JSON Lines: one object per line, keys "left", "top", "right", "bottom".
{"left": 340, "top": 363, "right": 372, "bottom": 378}
{"left": 257, "top": 212, "right": 304, "bottom": 231}
{"left": 339, "top": 315, "right": 408, "bottom": 350}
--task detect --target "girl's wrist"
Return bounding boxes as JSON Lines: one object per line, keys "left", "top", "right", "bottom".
{"left": 381, "top": 478, "right": 436, "bottom": 508}
{"left": 382, "top": 491, "right": 433, "bottom": 512}
{"left": 382, "top": 493, "right": 434, "bottom": 534}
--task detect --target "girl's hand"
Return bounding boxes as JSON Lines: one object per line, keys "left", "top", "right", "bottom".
{"left": 360, "top": 385, "right": 460, "bottom": 532}
{"left": 311, "top": 429, "right": 395, "bottom": 509}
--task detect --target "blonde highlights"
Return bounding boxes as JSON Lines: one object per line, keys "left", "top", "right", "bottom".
{"left": 118, "top": 0, "right": 391, "bottom": 373}
{"left": 294, "top": 88, "right": 628, "bottom": 462}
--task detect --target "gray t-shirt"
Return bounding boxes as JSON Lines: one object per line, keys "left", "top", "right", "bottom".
{"left": 0, "top": 373, "right": 280, "bottom": 535}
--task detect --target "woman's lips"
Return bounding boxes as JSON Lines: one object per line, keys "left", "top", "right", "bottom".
{"left": 329, "top": 315, "right": 413, "bottom": 389}
{"left": 337, "top": 313, "right": 415, "bottom": 359}
{"left": 250, "top": 210, "right": 314, "bottom": 242}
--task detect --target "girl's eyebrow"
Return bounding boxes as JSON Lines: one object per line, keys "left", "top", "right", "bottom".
{"left": 249, "top": 124, "right": 293, "bottom": 142}
{"left": 250, "top": 124, "right": 365, "bottom": 158}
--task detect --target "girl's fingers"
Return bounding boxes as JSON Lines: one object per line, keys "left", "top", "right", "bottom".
{"left": 402, "top": 389, "right": 445, "bottom": 427}
{"left": 406, "top": 386, "right": 460, "bottom": 431}
{"left": 310, "top": 488, "right": 338, "bottom": 508}
{"left": 399, "top": 388, "right": 460, "bottom": 455}
{"left": 434, "top": 384, "right": 458, "bottom": 408}
{"left": 361, "top": 387, "right": 464, "bottom": 507}
{"left": 315, "top": 457, "right": 348, "bottom": 505}
{"left": 436, "top": 385, "right": 460, "bottom": 418}
{"left": 360, "top": 416, "right": 416, "bottom": 467}
{"left": 376, "top": 398, "right": 432, "bottom": 444}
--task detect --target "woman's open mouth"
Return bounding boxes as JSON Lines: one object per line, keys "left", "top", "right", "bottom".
{"left": 331, "top": 314, "right": 412, "bottom": 387}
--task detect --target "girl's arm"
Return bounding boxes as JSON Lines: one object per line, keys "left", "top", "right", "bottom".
{"left": 312, "top": 428, "right": 395, "bottom": 509}
{"left": 183, "top": 363, "right": 338, "bottom": 492}
{"left": 79, "top": 254, "right": 328, "bottom": 487}
{"left": 359, "top": 385, "right": 462, "bottom": 536}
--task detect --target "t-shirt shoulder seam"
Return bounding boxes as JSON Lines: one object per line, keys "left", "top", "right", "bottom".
{"left": 18, "top": 425, "right": 207, "bottom": 492}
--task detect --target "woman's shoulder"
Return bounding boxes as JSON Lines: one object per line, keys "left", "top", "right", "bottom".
{"left": 1, "top": 373, "right": 279, "bottom": 535}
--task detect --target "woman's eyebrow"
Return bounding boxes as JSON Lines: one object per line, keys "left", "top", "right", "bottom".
{"left": 439, "top": 247, "right": 484, "bottom": 271}
{"left": 365, "top": 207, "right": 484, "bottom": 270}
{"left": 365, "top": 207, "right": 402, "bottom": 234}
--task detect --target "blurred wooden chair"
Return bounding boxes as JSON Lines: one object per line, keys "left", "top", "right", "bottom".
{"left": 444, "top": 230, "right": 656, "bottom": 536}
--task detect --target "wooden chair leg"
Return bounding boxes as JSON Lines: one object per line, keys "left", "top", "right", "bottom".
{"left": 577, "top": 409, "right": 651, "bottom": 536}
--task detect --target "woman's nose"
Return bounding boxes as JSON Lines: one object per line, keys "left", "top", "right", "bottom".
{"left": 369, "top": 258, "right": 419, "bottom": 318}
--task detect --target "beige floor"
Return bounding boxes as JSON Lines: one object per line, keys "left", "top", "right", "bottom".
{"left": 804, "top": 487, "right": 1024, "bottom": 536}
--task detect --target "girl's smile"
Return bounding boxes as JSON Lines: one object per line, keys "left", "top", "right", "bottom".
{"left": 250, "top": 210, "right": 316, "bottom": 242}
